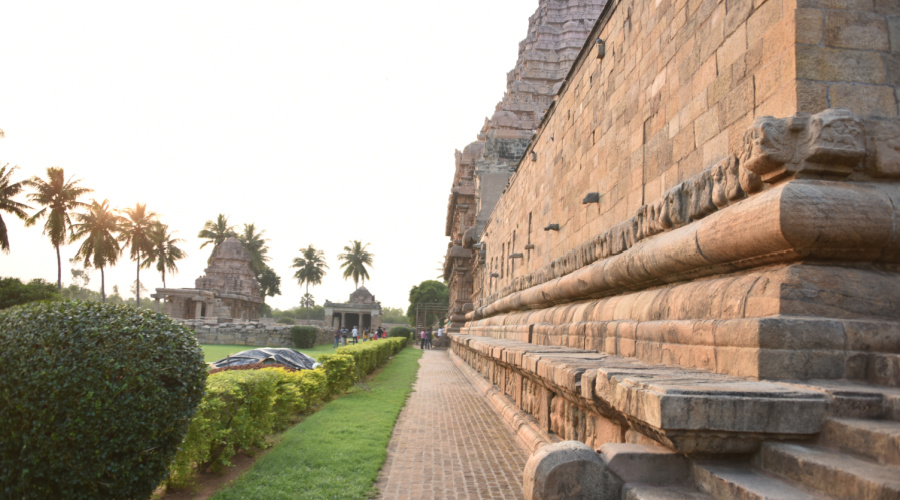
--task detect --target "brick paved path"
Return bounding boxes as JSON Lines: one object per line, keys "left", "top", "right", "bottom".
{"left": 375, "top": 348, "right": 529, "bottom": 500}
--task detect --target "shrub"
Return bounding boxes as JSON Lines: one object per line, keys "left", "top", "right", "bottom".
{"left": 0, "top": 301, "right": 207, "bottom": 500}
{"left": 166, "top": 366, "right": 331, "bottom": 489}
{"left": 208, "top": 362, "right": 297, "bottom": 375}
{"left": 316, "top": 353, "right": 356, "bottom": 395}
{"left": 336, "top": 337, "right": 407, "bottom": 375}
{"left": 0, "top": 277, "right": 59, "bottom": 309}
{"left": 387, "top": 325, "right": 413, "bottom": 338}
{"left": 290, "top": 325, "right": 319, "bottom": 348}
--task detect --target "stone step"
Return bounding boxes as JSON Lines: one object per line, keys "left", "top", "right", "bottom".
{"left": 818, "top": 418, "right": 900, "bottom": 466}
{"left": 623, "top": 484, "right": 714, "bottom": 500}
{"left": 862, "top": 353, "right": 900, "bottom": 388}
{"left": 759, "top": 442, "right": 900, "bottom": 500}
{"left": 453, "top": 334, "right": 827, "bottom": 454}
{"left": 692, "top": 461, "right": 828, "bottom": 500}
{"left": 783, "top": 379, "right": 900, "bottom": 420}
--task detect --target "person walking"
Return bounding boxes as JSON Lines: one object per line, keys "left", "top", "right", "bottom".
{"left": 420, "top": 329, "right": 427, "bottom": 349}
{"left": 352, "top": 326, "right": 359, "bottom": 344}
{"left": 334, "top": 327, "right": 341, "bottom": 348}
{"left": 341, "top": 328, "right": 348, "bottom": 346}
{"left": 426, "top": 329, "right": 433, "bottom": 349}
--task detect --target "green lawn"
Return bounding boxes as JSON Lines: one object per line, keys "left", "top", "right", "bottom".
{"left": 210, "top": 346, "right": 423, "bottom": 500}
{"left": 201, "top": 343, "right": 343, "bottom": 363}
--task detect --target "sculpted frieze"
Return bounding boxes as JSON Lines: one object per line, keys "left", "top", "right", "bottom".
{"left": 474, "top": 110, "right": 900, "bottom": 316}
{"left": 742, "top": 109, "right": 866, "bottom": 182}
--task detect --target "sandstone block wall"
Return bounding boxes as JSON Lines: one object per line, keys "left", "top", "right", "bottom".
{"left": 480, "top": 0, "right": 900, "bottom": 300}
{"left": 467, "top": 0, "right": 900, "bottom": 384}
{"left": 182, "top": 320, "right": 331, "bottom": 347}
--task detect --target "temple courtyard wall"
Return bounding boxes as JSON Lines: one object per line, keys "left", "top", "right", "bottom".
{"left": 180, "top": 319, "right": 332, "bottom": 347}
{"left": 454, "top": 0, "right": 900, "bottom": 497}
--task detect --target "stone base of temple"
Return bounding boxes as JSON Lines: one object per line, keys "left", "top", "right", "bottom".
{"left": 452, "top": 334, "right": 900, "bottom": 499}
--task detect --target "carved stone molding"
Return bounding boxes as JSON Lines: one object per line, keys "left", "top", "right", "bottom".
{"left": 473, "top": 109, "right": 900, "bottom": 315}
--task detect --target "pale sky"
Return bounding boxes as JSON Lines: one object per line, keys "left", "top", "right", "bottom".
{"left": 0, "top": 0, "right": 537, "bottom": 311}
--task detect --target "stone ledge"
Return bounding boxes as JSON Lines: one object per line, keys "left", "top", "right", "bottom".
{"left": 472, "top": 179, "right": 900, "bottom": 321}
{"left": 453, "top": 334, "right": 827, "bottom": 454}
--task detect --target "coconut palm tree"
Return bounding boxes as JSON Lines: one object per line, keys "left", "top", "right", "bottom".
{"left": 338, "top": 240, "right": 373, "bottom": 289}
{"left": 26, "top": 167, "right": 92, "bottom": 291}
{"left": 142, "top": 221, "right": 186, "bottom": 289}
{"left": 120, "top": 203, "right": 158, "bottom": 307}
{"left": 70, "top": 199, "right": 122, "bottom": 302}
{"left": 237, "top": 223, "right": 270, "bottom": 276}
{"left": 0, "top": 164, "right": 31, "bottom": 253}
{"left": 292, "top": 244, "right": 328, "bottom": 323}
{"left": 198, "top": 214, "right": 235, "bottom": 250}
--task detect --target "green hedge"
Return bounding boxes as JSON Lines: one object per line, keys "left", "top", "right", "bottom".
{"left": 166, "top": 367, "right": 327, "bottom": 488}
{"left": 387, "top": 325, "right": 413, "bottom": 338}
{"left": 166, "top": 338, "right": 408, "bottom": 490}
{"left": 336, "top": 337, "right": 407, "bottom": 375}
{"left": 290, "top": 325, "right": 319, "bottom": 348}
{"left": 0, "top": 301, "right": 207, "bottom": 500}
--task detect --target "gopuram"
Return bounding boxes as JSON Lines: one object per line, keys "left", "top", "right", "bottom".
{"left": 152, "top": 237, "right": 263, "bottom": 321}
{"left": 444, "top": 0, "right": 900, "bottom": 498}
{"left": 324, "top": 286, "right": 383, "bottom": 331}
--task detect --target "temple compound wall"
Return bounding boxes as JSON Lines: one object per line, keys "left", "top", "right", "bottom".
{"left": 452, "top": 0, "right": 900, "bottom": 497}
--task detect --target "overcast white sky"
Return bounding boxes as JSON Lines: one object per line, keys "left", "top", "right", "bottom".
{"left": 0, "top": 0, "right": 537, "bottom": 311}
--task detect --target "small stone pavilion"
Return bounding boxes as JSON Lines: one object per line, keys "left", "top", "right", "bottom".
{"left": 324, "top": 286, "right": 382, "bottom": 331}
{"left": 152, "top": 237, "right": 263, "bottom": 321}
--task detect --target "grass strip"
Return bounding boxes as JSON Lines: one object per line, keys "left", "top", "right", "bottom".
{"left": 201, "top": 344, "right": 343, "bottom": 363}
{"left": 210, "top": 346, "right": 423, "bottom": 500}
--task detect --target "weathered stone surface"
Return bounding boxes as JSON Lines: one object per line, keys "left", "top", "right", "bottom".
{"left": 444, "top": 0, "right": 606, "bottom": 328}
{"left": 153, "top": 237, "right": 263, "bottom": 321}
{"left": 523, "top": 441, "right": 616, "bottom": 500}
{"left": 759, "top": 442, "right": 900, "bottom": 499}
{"left": 443, "top": 0, "right": 900, "bottom": 496}
{"left": 454, "top": 334, "right": 827, "bottom": 454}
{"left": 600, "top": 443, "right": 691, "bottom": 486}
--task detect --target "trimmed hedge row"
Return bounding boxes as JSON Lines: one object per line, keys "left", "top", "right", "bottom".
{"left": 335, "top": 337, "right": 407, "bottom": 374}
{"left": 166, "top": 336, "right": 409, "bottom": 489}
{"left": 165, "top": 368, "right": 327, "bottom": 487}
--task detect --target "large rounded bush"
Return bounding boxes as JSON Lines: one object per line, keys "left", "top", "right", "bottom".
{"left": 387, "top": 325, "right": 413, "bottom": 338}
{"left": 0, "top": 301, "right": 208, "bottom": 499}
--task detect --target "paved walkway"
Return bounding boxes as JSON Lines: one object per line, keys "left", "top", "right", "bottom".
{"left": 375, "top": 348, "right": 529, "bottom": 500}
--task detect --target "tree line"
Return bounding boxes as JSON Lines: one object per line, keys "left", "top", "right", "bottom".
{"left": 1, "top": 163, "right": 377, "bottom": 311}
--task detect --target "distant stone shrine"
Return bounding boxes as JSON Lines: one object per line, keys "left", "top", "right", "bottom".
{"left": 152, "top": 237, "right": 263, "bottom": 321}
{"left": 324, "top": 286, "right": 382, "bottom": 331}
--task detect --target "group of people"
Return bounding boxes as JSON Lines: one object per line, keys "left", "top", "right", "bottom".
{"left": 334, "top": 326, "right": 387, "bottom": 347}
{"left": 418, "top": 327, "right": 443, "bottom": 349}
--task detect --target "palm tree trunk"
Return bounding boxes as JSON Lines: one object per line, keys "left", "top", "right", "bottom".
{"left": 306, "top": 282, "right": 310, "bottom": 324}
{"left": 100, "top": 267, "right": 106, "bottom": 303}
{"left": 162, "top": 270, "right": 166, "bottom": 289}
{"left": 55, "top": 244, "right": 62, "bottom": 292}
{"left": 136, "top": 256, "right": 141, "bottom": 307}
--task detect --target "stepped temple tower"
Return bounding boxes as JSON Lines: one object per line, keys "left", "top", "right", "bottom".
{"left": 445, "top": 0, "right": 900, "bottom": 497}
{"left": 153, "top": 237, "right": 263, "bottom": 321}
{"left": 445, "top": 0, "right": 607, "bottom": 331}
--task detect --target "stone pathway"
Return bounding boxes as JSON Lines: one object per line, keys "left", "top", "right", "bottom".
{"left": 375, "top": 348, "right": 529, "bottom": 500}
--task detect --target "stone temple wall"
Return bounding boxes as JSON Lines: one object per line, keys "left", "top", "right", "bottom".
{"left": 454, "top": 0, "right": 900, "bottom": 496}
{"left": 469, "top": 0, "right": 900, "bottom": 381}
